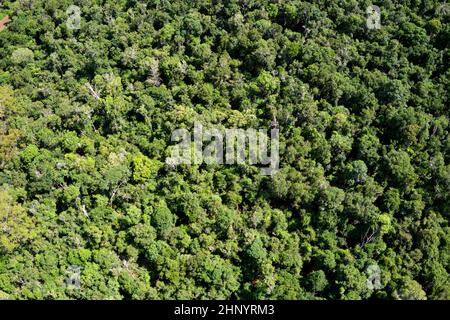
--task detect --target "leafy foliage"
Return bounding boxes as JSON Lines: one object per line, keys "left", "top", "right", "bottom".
{"left": 0, "top": 0, "right": 448, "bottom": 300}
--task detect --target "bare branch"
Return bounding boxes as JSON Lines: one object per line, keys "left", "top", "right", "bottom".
{"left": 85, "top": 82, "right": 101, "bottom": 100}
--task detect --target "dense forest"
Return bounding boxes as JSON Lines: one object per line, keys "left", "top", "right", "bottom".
{"left": 0, "top": 0, "right": 449, "bottom": 300}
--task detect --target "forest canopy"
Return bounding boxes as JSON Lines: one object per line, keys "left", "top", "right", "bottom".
{"left": 0, "top": 0, "right": 449, "bottom": 300}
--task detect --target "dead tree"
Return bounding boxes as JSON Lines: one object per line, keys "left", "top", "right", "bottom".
{"left": 360, "top": 227, "right": 377, "bottom": 247}
{"left": 0, "top": 15, "right": 10, "bottom": 32}
{"left": 271, "top": 115, "right": 279, "bottom": 129}
{"left": 85, "top": 82, "right": 101, "bottom": 100}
